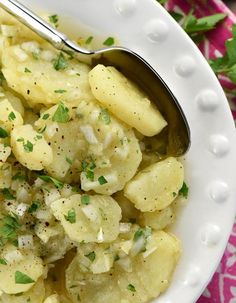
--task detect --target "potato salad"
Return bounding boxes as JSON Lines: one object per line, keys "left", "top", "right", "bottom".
{"left": 0, "top": 11, "right": 187, "bottom": 303}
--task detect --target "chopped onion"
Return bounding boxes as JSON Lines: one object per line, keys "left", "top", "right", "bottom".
{"left": 116, "top": 257, "right": 132, "bottom": 272}
{"left": 90, "top": 109, "right": 100, "bottom": 121}
{"left": 18, "top": 235, "right": 33, "bottom": 250}
{"left": 4, "top": 250, "right": 23, "bottom": 264}
{"left": 41, "top": 50, "right": 55, "bottom": 61}
{"left": 61, "top": 184, "right": 73, "bottom": 198}
{"left": 16, "top": 203, "right": 28, "bottom": 217}
{"left": 45, "top": 122, "right": 59, "bottom": 139}
{"left": 44, "top": 188, "right": 61, "bottom": 206}
{"left": 34, "top": 177, "right": 44, "bottom": 188}
{"left": 120, "top": 240, "right": 133, "bottom": 255}
{"left": 97, "top": 227, "right": 104, "bottom": 243}
{"left": 80, "top": 125, "right": 98, "bottom": 145}
{"left": 35, "top": 209, "right": 52, "bottom": 221}
{"left": 119, "top": 223, "right": 131, "bottom": 234}
{"left": 1, "top": 25, "right": 17, "bottom": 37}
{"left": 130, "top": 237, "right": 146, "bottom": 257}
{"left": 16, "top": 187, "right": 29, "bottom": 203}
{"left": 13, "top": 46, "right": 28, "bottom": 62}
{"left": 81, "top": 205, "right": 98, "bottom": 222}
{"left": 143, "top": 246, "right": 158, "bottom": 258}
{"left": 21, "top": 41, "right": 39, "bottom": 53}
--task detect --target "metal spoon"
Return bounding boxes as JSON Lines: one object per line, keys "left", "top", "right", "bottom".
{"left": 0, "top": 0, "right": 190, "bottom": 156}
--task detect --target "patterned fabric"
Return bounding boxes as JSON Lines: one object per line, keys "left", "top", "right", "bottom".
{"left": 165, "top": 0, "right": 236, "bottom": 302}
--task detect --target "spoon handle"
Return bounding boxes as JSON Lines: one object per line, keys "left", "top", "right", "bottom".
{"left": 0, "top": 0, "right": 91, "bottom": 54}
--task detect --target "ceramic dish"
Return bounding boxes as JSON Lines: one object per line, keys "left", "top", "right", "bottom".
{"left": 16, "top": 0, "right": 236, "bottom": 302}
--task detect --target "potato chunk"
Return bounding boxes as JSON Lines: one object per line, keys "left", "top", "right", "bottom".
{"left": 43, "top": 294, "right": 60, "bottom": 303}
{"left": 66, "top": 231, "right": 181, "bottom": 303}
{"left": 89, "top": 64, "right": 167, "bottom": 137}
{"left": 0, "top": 245, "right": 44, "bottom": 294}
{"left": 0, "top": 99, "right": 23, "bottom": 132}
{"left": 50, "top": 194, "right": 121, "bottom": 243}
{"left": 11, "top": 124, "right": 53, "bottom": 170}
{"left": 124, "top": 157, "right": 184, "bottom": 211}
{"left": 2, "top": 43, "right": 94, "bottom": 106}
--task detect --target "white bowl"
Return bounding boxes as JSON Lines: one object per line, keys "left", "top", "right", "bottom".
{"left": 19, "top": 0, "right": 236, "bottom": 302}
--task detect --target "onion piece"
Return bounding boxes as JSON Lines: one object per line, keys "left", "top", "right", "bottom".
{"left": 80, "top": 125, "right": 98, "bottom": 145}
{"left": 18, "top": 235, "right": 33, "bottom": 250}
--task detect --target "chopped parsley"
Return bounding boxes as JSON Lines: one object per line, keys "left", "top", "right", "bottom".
{"left": 66, "top": 157, "right": 73, "bottom": 165}
{"left": 127, "top": 284, "right": 136, "bottom": 292}
{"left": 32, "top": 51, "right": 39, "bottom": 60}
{"left": 0, "top": 213, "right": 21, "bottom": 243}
{"left": 99, "top": 108, "right": 111, "bottom": 125}
{"left": 52, "top": 102, "right": 70, "bottom": 123}
{"left": 86, "top": 170, "right": 94, "bottom": 181}
{"left": 42, "top": 113, "right": 50, "bottom": 120}
{"left": 12, "top": 172, "right": 27, "bottom": 181}
{"left": 24, "top": 67, "right": 31, "bottom": 73}
{"left": 15, "top": 271, "right": 35, "bottom": 284}
{"left": 85, "top": 36, "right": 93, "bottom": 44}
{"left": 0, "top": 71, "right": 5, "bottom": 84}
{"left": 179, "top": 182, "right": 189, "bottom": 198}
{"left": 134, "top": 227, "right": 152, "bottom": 242}
{"left": 1, "top": 188, "right": 15, "bottom": 200}
{"left": 81, "top": 160, "right": 88, "bottom": 171}
{"left": 85, "top": 251, "right": 96, "bottom": 262}
{"left": 0, "top": 127, "right": 8, "bottom": 138}
{"left": 53, "top": 52, "right": 68, "bottom": 71}
{"left": 39, "top": 175, "right": 63, "bottom": 189}
{"left": 64, "top": 208, "right": 76, "bottom": 223}
{"left": 0, "top": 258, "right": 7, "bottom": 265}
{"left": 81, "top": 195, "right": 90, "bottom": 205}
{"left": 23, "top": 140, "right": 33, "bottom": 153}
{"left": 28, "top": 202, "right": 40, "bottom": 214}
{"left": 172, "top": 192, "right": 177, "bottom": 197}
{"left": 98, "top": 176, "right": 108, "bottom": 185}
{"left": 8, "top": 111, "right": 16, "bottom": 121}
{"left": 49, "top": 14, "right": 59, "bottom": 28}
{"left": 103, "top": 37, "right": 115, "bottom": 46}
{"left": 54, "top": 89, "right": 67, "bottom": 93}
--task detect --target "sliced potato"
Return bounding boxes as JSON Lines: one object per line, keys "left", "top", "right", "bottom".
{"left": 50, "top": 194, "right": 121, "bottom": 243}
{"left": 0, "top": 245, "right": 44, "bottom": 294}
{"left": 89, "top": 64, "right": 167, "bottom": 137}
{"left": 139, "top": 206, "right": 175, "bottom": 230}
{"left": 0, "top": 99, "right": 23, "bottom": 132}
{"left": 66, "top": 231, "right": 181, "bottom": 303}
{"left": 124, "top": 157, "right": 184, "bottom": 211}
{"left": 2, "top": 43, "right": 94, "bottom": 106}
{"left": 11, "top": 124, "right": 53, "bottom": 170}
{"left": 0, "top": 278, "right": 45, "bottom": 303}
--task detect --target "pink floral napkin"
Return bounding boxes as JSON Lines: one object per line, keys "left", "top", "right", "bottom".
{"left": 165, "top": 0, "right": 236, "bottom": 302}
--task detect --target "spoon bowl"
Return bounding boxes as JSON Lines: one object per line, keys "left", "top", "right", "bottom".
{"left": 0, "top": 0, "right": 190, "bottom": 156}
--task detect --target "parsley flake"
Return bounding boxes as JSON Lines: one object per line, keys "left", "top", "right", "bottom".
{"left": 179, "top": 182, "right": 189, "bottom": 198}
{"left": 0, "top": 258, "right": 7, "bottom": 265}
{"left": 28, "top": 202, "right": 40, "bottom": 214}
{"left": 1, "top": 188, "right": 15, "bottom": 200}
{"left": 39, "top": 175, "right": 63, "bottom": 189}
{"left": 103, "top": 37, "right": 115, "bottom": 46}
{"left": 81, "top": 195, "right": 90, "bottom": 205}
{"left": 8, "top": 112, "right": 16, "bottom": 121}
{"left": 42, "top": 113, "right": 50, "bottom": 120}
{"left": 0, "top": 127, "right": 8, "bottom": 138}
{"left": 54, "top": 89, "right": 67, "bottom": 93}
{"left": 98, "top": 176, "right": 108, "bottom": 185}
{"left": 85, "top": 36, "right": 93, "bottom": 44}
{"left": 23, "top": 140, "right": 33, "bottom": 153}
{"left": 85, "top": 251, "right": 96, "bottom": 262}
{"left": 127, "top": 284, "right": 136, "bottom": 292}
{"left": 12, "top": 172, "right": 26, "bottom": 181}
{"left": 0, "top": 213, "right": 20, "bottom": 243}
{"left": 49, "top": 14, "right": 59, "bottom": 28}
{"left": 66, "top": 157, "right": 73, "bottom": 165}
{"left": 64, "top": 208, "right": 76, "bottom": 223}
{"left": 86, "top": 170, "right": 94, "bottom": 181}
{"left": 52, "top": 102, "right": 70, "bottom": 123}
{"left": 15, "top": 271, "right": 35, "bottom": 284}
{"left": 24, "top": 68, "right": 31, "bottom": 73}
{"left": 53, "top": 53, "right": 68, "bottom": 71}
{"left": 99, "top": 108, "right": 111, "bottom": 125}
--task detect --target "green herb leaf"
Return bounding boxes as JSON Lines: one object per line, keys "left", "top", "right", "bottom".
{"left": 81, "top": 160, "right": 88, "bottom": 171}
{"left": 0, "top": 127, "right": 8, "bottom": 138}
{"left": 81, "top": 195, "right": 90, "bottom": 205}
{"left": 103, "top": 37, "right": 115, "bottom": 46}
{"left": 85, "top": 36, "right": 93, "bottom": 44}
{"left": 66, "top": 157, "right": 73, "bottom": 165}
{"left": 54, "top": 89, "right": 67, "bottom": 93}
{"left": 42, "top": 113, "right": 50, "bottom": 120}
{"left": 127, "top": 284, "right": 136, "bottom": 292}
{"left": 134, "top": 227, "right": 152, "bottom": 242}
{"left": 53, "top": 53, "right": 68, "bottom": 71}
{"left": 98, "top": 176, "right": 108, "bottom": 185}
{"left": 28, "top": 202, "right": 40, "bottom": 214}
{"left": 0, "top": 71, "right": 6, "bottom": 83}
{"left": 0, "top": 258, "right": 7, "bottom": 265}
{"left": 99, "top": 108, "right": 111, "bottom": 125}
{"left": 15, "top": 271, "right": 35, "bottom": 284}
{"left": 1, "top": 188, "right": 15, "bottom": 200}
{"left": 0, "top": 213, "right": 20, "bottom": 242}
{"left": 24, "top": 68, "right": 31, "bottom": 73}
{"left": 39, "top": 175, "right": 63, "bottom": 189}
{"left": 12, "top": 172, "right": 26, "bottom": 181}
{"left": 49, "top": 14, "right": 59, "bottom": 28}
{"left": 170, "top": 11, "right": 184, "bottom": 22}
{"left": 86, "top": 170, "right": 94, "bottom": 181}
{"left": 8, "top": 112, "right": 16, "bottom": 122}
{"left": 52, "top": 102, "right": 70, "bottom": 123}
{"left": 23, "top": 140, "right": 33, "bottom": 153}
{"left": 64, "top": 208, "right": 76, "bottom": 223}
{"left": 179, "top": 182, "right": 189, "bottom": 198}
{"left": 85, "top": 251, "right": 96, "bottom": 262}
